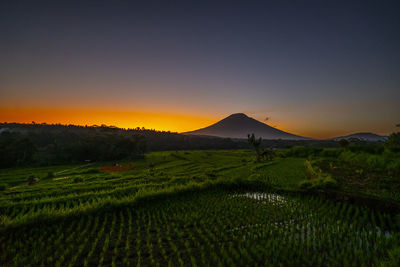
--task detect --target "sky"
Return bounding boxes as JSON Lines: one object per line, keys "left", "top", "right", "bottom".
{"left": 1, "top": 0, "right": 399, "bottom": 138}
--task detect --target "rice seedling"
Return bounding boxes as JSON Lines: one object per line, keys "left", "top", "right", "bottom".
{"left": 1, "top": 151, "right": 399, "bottom": 265}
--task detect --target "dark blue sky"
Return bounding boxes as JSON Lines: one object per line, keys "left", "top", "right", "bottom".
{"left": 1, "top": 0, "right": 399, "bottom": 137}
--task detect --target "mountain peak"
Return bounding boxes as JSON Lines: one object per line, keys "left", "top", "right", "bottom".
{"left": 226, "top": 113, "right": 249, "bottom": 119}
{"left": 184, "top": 113, "right": 308, "bottom": 140}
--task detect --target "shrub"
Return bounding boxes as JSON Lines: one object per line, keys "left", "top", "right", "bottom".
{"left": 338, "top": 149, "right": 396, "bottom": 171}
{"left": 366, "top": 155, "right": 386, "bottom": 169}
{"left": 73, "top": 177, "right": 84, "bottom": 183}
{"left": 338, "top": 139, "right": 349, "bottom": 148}
{"left": 299, "top": 175, "right": 338, "bottom": 190}
{"left": 302, "top": 160, "right": 338, "bottom": 190}
{"left": 321, "top": 175, "right": 338, "bottom": 189}
{"left": 286, "top": 146, "right": 322, "bottom": 158}
{"left": 338, "top": 151, "right": 354, "bottom": 163}
{"left": 27, "top": 175, "right": 38, "bottom": 185}
{"left": 387, "top": 160, "right": 400, "bottom": 174}
{"left": 321, "top": 148, "right": 341, "bottom": 157}
{"left": 45, "top": 172, "right": 55, "bottom": 179}
{"left": 0, "top": 183, "right": 7, "bottom": 191}
{"left": 305, "top": 160, "right": 319, "bottom": 179}
{"left": 274, "top": 150, "right": 288, "bottom": 158}
{"left": 386, "top": 132, "right": 400, "bottom": 152}
{"left": 290, "top": 146, "right": 310, "bottom": 157}
{"left": 348, "top": 145, "right": 384, "bottom": 154}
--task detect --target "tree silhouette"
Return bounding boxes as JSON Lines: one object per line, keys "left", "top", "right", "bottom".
{"left": 248, "top": 133, "right": 262, "bottom": 161}
{"left": 387, "top": 132, "right": 400, "bottom": 152}
{"left": 338, "top": 139, "right": 349, "bottom": 148}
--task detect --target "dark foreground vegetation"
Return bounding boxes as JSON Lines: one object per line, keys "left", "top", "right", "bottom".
{"left": 2, "top": 189, "right": 398, "bottom": 266}
{"left": 1, "top": 124, "right": 400, "bottom": 265}
{"left": 1, "top": 145, "right": 400, "bottom": 265}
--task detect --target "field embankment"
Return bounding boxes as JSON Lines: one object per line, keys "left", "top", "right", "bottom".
{"left": 1, "top": 149, "right": 400, "bottom": 265}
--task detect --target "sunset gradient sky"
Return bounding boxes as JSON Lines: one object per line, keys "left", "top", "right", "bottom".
{"left": 1, "top": 1, "right": 399, "bottom": 138}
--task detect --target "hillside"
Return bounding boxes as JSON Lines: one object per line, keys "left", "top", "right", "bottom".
{"left": 331, "top": 132, "right": 387, "bottom": 142}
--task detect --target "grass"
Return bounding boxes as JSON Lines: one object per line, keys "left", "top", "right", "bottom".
{"left": 1, "top": 150, "right": 399, "bottom": 265}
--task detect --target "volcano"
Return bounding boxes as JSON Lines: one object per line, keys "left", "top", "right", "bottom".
{"left": 184, "top": 113, "right": 308, "bottom": 140}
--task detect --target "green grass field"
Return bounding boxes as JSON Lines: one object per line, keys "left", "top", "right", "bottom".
{"left": 1, "top": 150, "right": 400, "bottom": 266}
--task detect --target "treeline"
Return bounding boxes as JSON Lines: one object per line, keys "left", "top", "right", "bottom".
{"left": 0, "top": 122, "right": 390, "bottom": 168}
{"left": 0, "top": 123, "right": 249, "bottom": 168}
{"left": 0, "top": 129, "right": 146, "bottom": 168}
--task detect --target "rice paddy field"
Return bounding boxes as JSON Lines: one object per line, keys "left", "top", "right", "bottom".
{"left": 1, "top": 150, "right": 400, "bottom": 266}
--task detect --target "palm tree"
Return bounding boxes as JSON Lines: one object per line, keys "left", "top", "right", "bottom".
{"left": 247, "top": 133, "right": 262, "bottom": 161}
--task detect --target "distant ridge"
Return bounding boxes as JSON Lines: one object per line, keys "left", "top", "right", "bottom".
{"left": 330, "top": 132, "right": 387, "bottom": 142}
{"left": 184, "top": 113, "right": 309, "bottom": 140}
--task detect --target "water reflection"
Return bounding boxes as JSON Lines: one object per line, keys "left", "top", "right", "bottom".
{"left": 228, "top": 191, "right": 393, "bottom": 248}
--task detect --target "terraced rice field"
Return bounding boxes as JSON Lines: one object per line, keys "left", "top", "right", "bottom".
{"left": 0, "top": 151, "right": 305, "bottom": 228}
{"left": 2, "top": 190, "right": 399, "bottom": 266}
{"left": 1, "top": 151, "right": 399, "bottom": 266}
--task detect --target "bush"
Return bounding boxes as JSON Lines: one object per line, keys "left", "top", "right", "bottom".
{"left": 322, "top": 176, "right": 338, "bottom": 189}
{"left": 366, "top": 155, "right": 386, "bottom": 169}
{"left": 301, "top": 160, "right": 338, "bottom": 190}
{"left": 338, "top": 139, "right": 349, "bottom": 148}
{"left": 339, "top": 151, "right": 369, "bottom": 166}
{"left": 73, "top": 177, "right": 84, "bottom": 183}
{"left": 291, "top": 146, "right": 311, "bottom": 157}
{"left": 321, "top": 148, "right": 341, "bottom": 157}
{"left": 379, "top": 245, "right": 400, "bottom": 266}
{"left": 347, "top": 145, "right": 384, "bottom": 154}
{"left": 45, "top": 172, "right": 55, "bottom": 179}
{"left": 27, "top": 175, "right": 38, "bottom": 185}
{"left": 338, "top": 149, "right": 398, "bottom": 172}
{"left": 387, "top": 160, "right": 400, "bottom": 174}
{"left": 286, "top": 146, "right": 323, "bottom": 158}
{"left": 299, "top": 175, "right": 338, "bottom": 190}
{"left": 274, "top": 150, "right": 287, "bottom": 158}
{"left": 0, "top": 183, "right": 7, "bottom": 191}
{"left": 305, "top": 160, "right": 319, "bottom": 179}
{"left": 386, "top": 132, "right": 400, "bottom": 152}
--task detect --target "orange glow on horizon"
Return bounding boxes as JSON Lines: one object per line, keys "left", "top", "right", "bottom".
{"left": 0, "top": 107, "right": 363, "bottom": 139}
{"left": 0, "top": 107, "right": 218, "bottom": 133}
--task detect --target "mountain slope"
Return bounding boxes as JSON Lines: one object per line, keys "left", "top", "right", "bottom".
{"left": 184, "top": 113, "right": 308, "bottom": 140}
{"left": 331, "top": 132, "right": 387, "bottom": 142}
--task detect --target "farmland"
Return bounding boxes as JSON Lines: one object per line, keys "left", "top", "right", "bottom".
{"left": 1, "top": 150, "right": 400, "bottom": 266}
